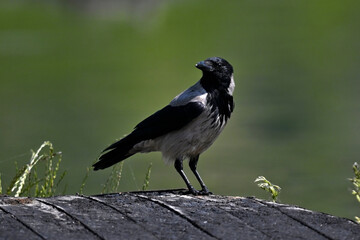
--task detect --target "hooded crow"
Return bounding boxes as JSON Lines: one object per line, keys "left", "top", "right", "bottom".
{"left": 93, "top": 57, "right": 235, "bottom": 195}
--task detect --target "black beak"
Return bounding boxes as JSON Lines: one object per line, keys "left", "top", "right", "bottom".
{"left": 196, "top": 61, "right": 213, "bottom": 72}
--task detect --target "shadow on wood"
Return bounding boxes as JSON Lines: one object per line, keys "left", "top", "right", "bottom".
{"left": 0, "top": 189, "right": 359, "bottom": 240}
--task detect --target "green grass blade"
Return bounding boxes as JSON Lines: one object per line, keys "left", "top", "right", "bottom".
{"left": 142, "top": 162, "right": 152, "bottom": 191}
{"left": 11, "top": 141, "right": 51, "bottom": 197}
{"left": 7, "top": 165, "right": 27, "bottom": 195}
{"left": 79, "top": 167, "right": 90, "bottom": 195}
{"left": 102, "top": 162, "right": 124, "bottom": 194}
{"left": 113, "top": 162, "right": 124, "bottom": 192}
{"left": 6, "top": 141, "right": 65, "bottom": 197}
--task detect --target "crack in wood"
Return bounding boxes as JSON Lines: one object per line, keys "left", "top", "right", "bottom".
{"left": 189, "top": 195, "right": 273, "bottom": 238}
{"left": 136, "top": 194, "right": 220, "bottom": 240}
{"left": 253, "top": 199, "right": 335, "bottom": 240}
{"left": 0, "top": 205, "right": 46, "bottom": 240}
{"left": 79, "top": 194, "right": 161, "bottom": 240}
{"left": 36, "top": 198, "right": 105, "bottom": 240}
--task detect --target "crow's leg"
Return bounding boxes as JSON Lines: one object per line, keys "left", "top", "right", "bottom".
{"left": 174, "top": 159, "right": 198, "bottom": 195}
{"left": 189, "top": 155, "right": 212, "bottom": 195}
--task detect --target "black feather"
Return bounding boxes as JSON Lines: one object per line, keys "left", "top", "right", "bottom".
{"left": 207, "top": 90, "right": 234, "bottom": 125}
{"left": 93, "top": 102, "right": 205, "bottom": 170}
{"left": 134, "top": 101, "right": 205, "bottom": 139}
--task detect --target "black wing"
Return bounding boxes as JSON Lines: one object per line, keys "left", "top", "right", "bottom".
{"left": 93, "top": 101, "right": 205, "bottom": 170}
{"left": 134, "top": 101, "right": 205, "bottom": 138}
{"left": 103, "top": 101, "right": 205, "bottom": 152}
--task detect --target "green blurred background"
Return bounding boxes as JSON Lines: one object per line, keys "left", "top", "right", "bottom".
{"left": 1, "top": 0, "right": 359, "bottom": 219}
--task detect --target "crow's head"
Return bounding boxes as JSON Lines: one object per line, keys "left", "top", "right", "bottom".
{"left": 196, "top": 57, "right": 234, "bottom": 92}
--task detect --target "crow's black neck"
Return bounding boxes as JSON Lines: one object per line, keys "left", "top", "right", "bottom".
{"left": 200, "top": 74, "right": 234, "bottom": 125}
{"left": 200, "top": 73, "right": 219, "bottom": 93}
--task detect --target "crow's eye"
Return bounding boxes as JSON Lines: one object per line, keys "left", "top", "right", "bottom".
{"left": 213, "top": 62, "right": 221, "bottom": 69}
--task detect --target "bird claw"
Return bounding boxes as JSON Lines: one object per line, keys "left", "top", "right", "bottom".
{"left": 182, "top": 187, "right": 212, "bottom": 196}
{"left": 184, "top": 187, "right": 200, "bottom": 195}
{"left": 199, "top": 188, "right": 212, "bottom": 195}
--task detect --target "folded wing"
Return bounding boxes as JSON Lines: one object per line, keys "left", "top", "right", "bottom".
{"left": 93, "top": 102, "right": 205, "bottom": 170}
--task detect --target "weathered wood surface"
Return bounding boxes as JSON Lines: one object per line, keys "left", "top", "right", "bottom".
{"left": 0, "top": 189, "right": 359, "bottom": 240}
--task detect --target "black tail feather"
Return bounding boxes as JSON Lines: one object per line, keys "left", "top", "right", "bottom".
{"left": 93, "top": 135, "right": 136, "bottom": 170}
{"left": 93, "top": 151, "right": 134, "bottom": 170}
{"left": 101, "top": 135, "right": 129, "bottom": 153}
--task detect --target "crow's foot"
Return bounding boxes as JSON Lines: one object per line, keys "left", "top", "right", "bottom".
{"left": 182, "top": 187, "right": 199, "bottom": 195}
{"left": 198, "top": 188, "right": 212, "bottom": 195}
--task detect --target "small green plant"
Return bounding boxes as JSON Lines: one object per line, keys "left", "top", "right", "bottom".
{"left": 6, "top": 141, "right": 66, "bottom": 197}
{"left": 142, "top": 162, "right": 152, "bottom": 191}
{"left": 79, "top": 167, "right": 91, "bottom": 195}
{"left": 102, "top": 162, "right": 124, "bottom": 194}
{"left": 348, "top": 162, "right": 360, "bottom": 224}
{"left": 255, "top": 176, "right": 281, "bottom": 202}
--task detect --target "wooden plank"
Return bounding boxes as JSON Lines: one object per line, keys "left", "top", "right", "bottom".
{"left": 0, "top": 206, "right": 42, "bottom": 240}
{"left": 207, "top": 196, "right": 329, "bottom": 240}
{"left": 41, "top": 195, "right": 158, "bottom": 240}
{"left": 138, "top": 192, "right": 268, "bottom": 239}
{"left": 265, "top": 201, "right": 360, "bottom": 240}
{"left": 90, "top": 193, "right": 212, "bottom": 240}
{"left": 1, "top": 191, "right": 359, "bottom": 240}
{"left": 0, "top": 197, "right": 99, "bottom": 240}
